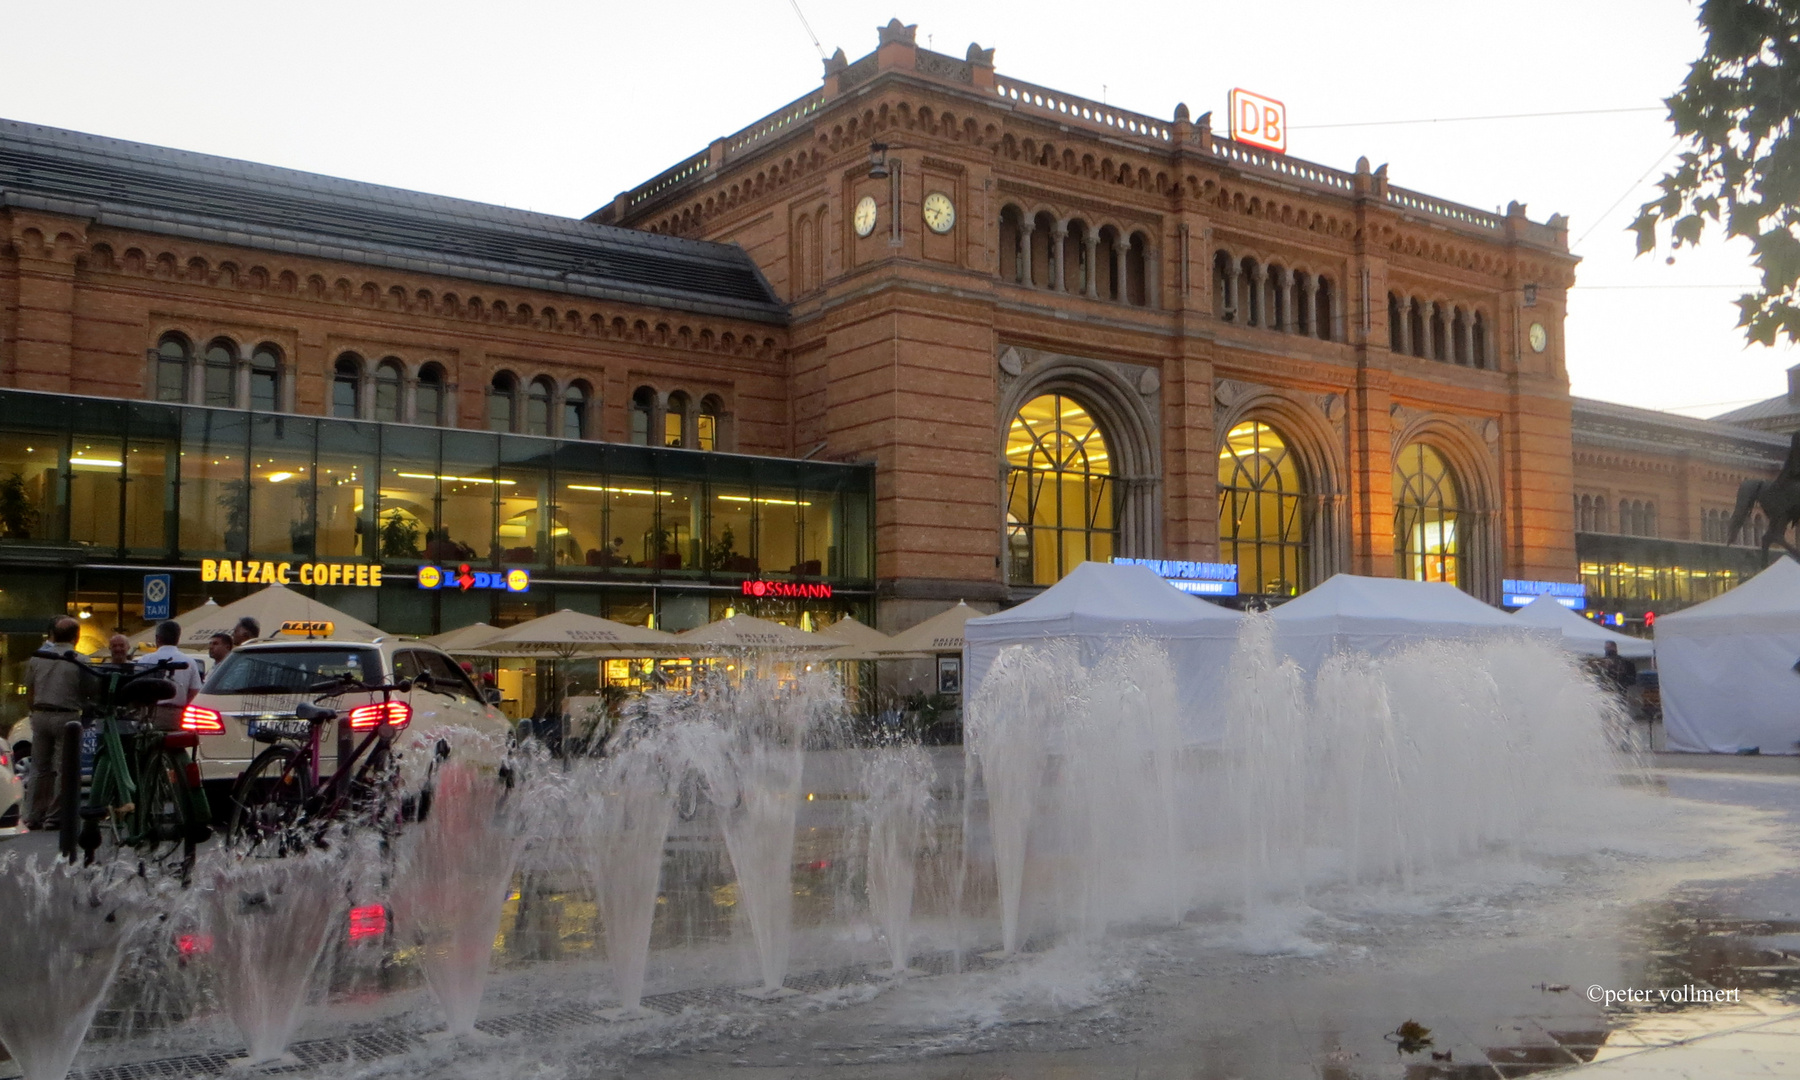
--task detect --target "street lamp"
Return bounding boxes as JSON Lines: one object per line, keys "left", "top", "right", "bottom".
{"left": 868, "top": 142, "right": 890, "bottom": 179}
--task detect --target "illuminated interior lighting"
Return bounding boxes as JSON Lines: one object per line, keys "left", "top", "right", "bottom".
{"left": 566, "top": 484, "right": 672, "bottom": 496}
{"left": 716, "top": 495, "right": 812, "bottom": 506}
{"left": 265, "top": 472, "right": 295, "bottom": 482}
{"left": 69, "top": 457, "right": 123, "bottom": 468}
{"left": 397, "top": 472, "right": 517, "bottom": 485}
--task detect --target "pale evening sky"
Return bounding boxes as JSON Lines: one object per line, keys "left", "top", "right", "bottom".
{"left": 1, "top": 0, "right": 1787, "bottom": 418}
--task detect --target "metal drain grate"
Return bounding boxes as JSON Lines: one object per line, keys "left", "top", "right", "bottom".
{"left": 66, "top": 948, "right": 1001, "bottom": 1080}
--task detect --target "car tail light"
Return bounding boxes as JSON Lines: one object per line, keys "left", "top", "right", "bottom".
{"left": 347, "top": 701, "right": 410, "bottom": 731}
{"left": 177, "top": 933, "right": 213, "bottom": 958}
{"left": 348, "top": 904, "right": 387, "bottom": 941}
{"left": 179, "top": 705, "right": 225, "bottom": 734}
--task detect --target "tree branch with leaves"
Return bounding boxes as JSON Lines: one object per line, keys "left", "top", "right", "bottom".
{"left": 1633, "top": 0, "right": 1800, "bottom": 345}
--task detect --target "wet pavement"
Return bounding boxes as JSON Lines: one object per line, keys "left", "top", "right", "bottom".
{"left": 5, "top": 750, "right": 1800, "bottom": 1080}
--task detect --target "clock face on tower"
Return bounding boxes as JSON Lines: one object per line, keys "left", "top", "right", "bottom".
{"left": 1528, "top": 322, "right": 1548, "bottom": 353}
{"left": 922, "top": 191, "right": 955, "bottom": 234}
{"left": 853, "top": 196, "right": 878, "bottom": 238}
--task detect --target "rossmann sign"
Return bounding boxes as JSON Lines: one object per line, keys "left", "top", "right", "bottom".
{"left": 740, "top": 580, "right": 833, "bottom": 599}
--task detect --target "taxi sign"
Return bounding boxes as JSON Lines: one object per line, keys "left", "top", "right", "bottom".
{"left": 279, "top": 620, "right": 335, "bottom": 638}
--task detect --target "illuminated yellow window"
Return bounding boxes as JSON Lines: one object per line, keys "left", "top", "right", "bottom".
{"left": 1005, "top": 394, "right": 1115, "bottom": 586}
{"left": 1217, "top": 420, "right": 1308, "bottom": 596}
{"left": 697, "top": 412, "right": 717, "bottom": 452}
{"left": 1393, "top": 443, "right": 1461, "bottom": 586}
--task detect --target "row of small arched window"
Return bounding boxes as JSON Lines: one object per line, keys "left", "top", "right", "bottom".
{"left": 155, "top": 334, "right": 283, "bottom": 410}
{"left": 1575, "top": 494, "right": 1657, "bottom": 537}
{"left": 1212, "top": 252, "right": 1336, "bottom": 341}
{"left": 1387, "top": 293, "right": 1490, "bottom": 368}
{"left": 630, "top": 386, "right": 724, "bottom": 451}
{"left": 998, "top": 206, "right": 1153, "bottom": 306}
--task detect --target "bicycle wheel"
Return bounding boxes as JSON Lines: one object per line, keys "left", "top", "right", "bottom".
{"left": 133, "top": 750, "right": 196, "bottom": 880}
{"left": 227, "top": 745, "right": 312, "bottom": 857}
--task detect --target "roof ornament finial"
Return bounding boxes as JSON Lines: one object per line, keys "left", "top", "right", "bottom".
{"left": 823, "top": 47, "right": 848, "bottom": 75}
{"left": 966, "top": 42, "right": 994, "bottom": 66}
{"left": 1174, "top": 102, "right": 1191, "bottom": 123}
{"left": 878, "top": 18, "right": 917, "bottom": 46}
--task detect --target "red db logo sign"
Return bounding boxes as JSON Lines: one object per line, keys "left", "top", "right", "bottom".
{"left": 1229, "top": 88, "right": 1287, "bottom": 154}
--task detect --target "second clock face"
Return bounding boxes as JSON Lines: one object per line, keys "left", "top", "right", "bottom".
{"left": 1528, "top": 322, "right": 1548, "bottom": 353}
{"left": 923, "top": 191, "right": 955, "bottom": 234}
{"left": 853, "top": 196, "right": 878, "bottom": 238}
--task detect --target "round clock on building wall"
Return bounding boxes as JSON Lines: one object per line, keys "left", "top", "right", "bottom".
{"left": 1528, "top": 322, "right": 1548, "bottom": 353}
{"left": 853, "top": 196, "right": 878, "bottom": 238}
{"left": 923, "top": 191, "right": 956, "bottom": 233}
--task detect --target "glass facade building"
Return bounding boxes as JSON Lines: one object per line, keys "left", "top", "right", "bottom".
{"left": 0, "top": 389, "right": 874, "bottom": 720}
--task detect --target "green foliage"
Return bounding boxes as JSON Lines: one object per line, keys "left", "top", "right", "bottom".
{"left": 0, "top": 472, "right": 38, "bottom": 539}
{"left": 379, "top": 509, "right": 420, "bottom": 558}
{"left": 1633, "top": 0, "right": 1800, "bottom": 345}
{"left": 706, "top": 524, "right": 738, "bottom": 569}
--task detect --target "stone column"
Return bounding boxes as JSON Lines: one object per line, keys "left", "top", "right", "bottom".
{"left": 1249, "top": 262, "right": 1268, "bottom": 326}
{"left": 1300, "top": 275, "right": 1318, "bottom": 337}
{"left": 1050, "top": 220, "right": 1068, "bottom": 292}
{"left": 1223, "top": 258, "right": 1239, "bottom": 320}
{"left": 1083, "top": 234, "right": 1101, "bottom": 298}
{"left": 1018, "top": 218, "right": 1035, "bottom": 286}
{"left": 1455, "top": 313, "right": 1472, "bottom": 365}
{"left": 1421, "top": 300, "right": 1438, "bottom": 359}
{"left": 1145, "top": 245, "right": 1160, "bottom": 309}
{"left": 1396, "top": 299, "right": 1412, "bottom": 355}
{"left": 1112, "top": 244, "right": 1127, "bottom": 303}
{"left": 1274, "top": 267, "right": 1293, "bottom": 331}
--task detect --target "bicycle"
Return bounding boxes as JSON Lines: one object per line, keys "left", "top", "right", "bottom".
{"left": 32, "top": 650, "right": 212, "bottom": 881}
{"left": 224, "top": 675, "right": 429, "bottom": 857}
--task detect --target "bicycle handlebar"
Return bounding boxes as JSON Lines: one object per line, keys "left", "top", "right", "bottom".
{"left": 34, "top": 650, "right": 190, "bottom": 679}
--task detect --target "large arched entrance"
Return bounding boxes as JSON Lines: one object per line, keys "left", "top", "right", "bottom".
{"left": 1393, "top": 442, "right": 1462, "bottom": 586}
{"left": 1005, "top": 393, "right": 1116, "bottom": 586}
{"left": 1217, "top": 420, "right": 1310, "bottom": 597}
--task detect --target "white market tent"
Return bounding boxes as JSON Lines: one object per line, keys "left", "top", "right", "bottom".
{"left": 879, "top": 601, "right": 979, "bottom": 657}
{"left": 963, "top": 561, "right": 1242, "bottom": 744}
{"left": 1658, "top": 556, "right": 1800, "bottom": 754}
{"left": 128, "top": 584, "right": 383, "bottom": 648}
{"left": 1511, "top": 594, "right": 1654, "bottom": 661}
{"left": 1270, "top": 574, "right": 1542, "bottom": 673}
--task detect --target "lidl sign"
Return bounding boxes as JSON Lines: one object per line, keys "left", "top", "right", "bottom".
{"left": 417, "top": 564, "right": 530, "bottom": 593}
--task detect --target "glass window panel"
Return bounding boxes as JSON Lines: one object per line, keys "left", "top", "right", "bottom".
{"left": 497, "top": 437, "right": 553, "bottom": 566}
{"left": 487, "top": 379, "right": 515, "bottom": 433}
{"left": 125, "top": 404, "right": 178, "bottom": 555}
{"left": 709, "top": 475, "right": 757, "bottom": 576}
{"left": 799, "top": 489, "right": 834, "bottom": 577}
{"left": 658, "top": 478, "right": 702, "bottom": 572}
{"left": 664, "top": 410, "right": 684, "bottom": 448}
{"left": 378, "top": 426, "right": 438, "bottom": 562}
{"left": 333, "top": 357, "right": 361, "bottom": 419}
{"left": 250, "top": 347, "right": 280, "bottom": 412}
{"left": 526, "top": 381, "right": 552, "bottom": 437}
{"left": 1005, "top": 394, "right": 1115, "bottom": 586}
{"left": 65, "top": 433, "right": 123, "bottom": 550}
{"left": 1393, "top": 442, "right": 1461, "bottom": 587}
{"left": 0, "top": 433, "right": 63, "bottom": 543}
{"left": 373, "top": 361, "right": 402, "bottom": 423}
{"left": 696, "top": 412, "right": 717, "bottom": 451}
{"left": 313, "top": 418, "right": 376, "bottom": 560}
{"left": 438, "top": 430, "right": 499, "bottom": 564}
{"left": 1217, "top": 421, "right": 1308, "bottom": 597}
{"left": 157, "top": 338, "right": 190, "bottom": 403}
{"left": 204, "top": 342, "right": 236, "bottom": 408}
{"left": 416, "top": 373, "right": 444, "bottom": 427}
{"left": 248, "top": 414, "right": 317, "bottom": 557}
{"left": 550, "top": 442, "right": 608, "bottom": 570}
{"left": 606, "top": 470, "right": 660, "bottom": 571}
{"left": 178, "top": 409, "right": 251, "bottom": 555}
{"left": 563, "top": 386, "right": 587, "bottom": 440}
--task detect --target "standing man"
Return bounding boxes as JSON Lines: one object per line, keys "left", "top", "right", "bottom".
{"left": 231, "top": 617, "right": 261, "bottom": 646}
{"left": 142, "top": 620, "right": 203, "bottom": 728}
{"left": 24, "top": 616, "right": 87, "bottom": 831}
{"left": 207, "top": 632, "right": 234, "bottom": 670}
{"left": 106, "top": 633, "right": 134, "bottom": 666}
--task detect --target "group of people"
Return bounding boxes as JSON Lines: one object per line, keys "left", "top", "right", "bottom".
{"left": 13, "top": 614, "right": 261, "bottom": 832}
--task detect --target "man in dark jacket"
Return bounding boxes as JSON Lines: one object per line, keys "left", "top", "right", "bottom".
{"left": 24, "top": 616, "right": 87, "bottom": 829}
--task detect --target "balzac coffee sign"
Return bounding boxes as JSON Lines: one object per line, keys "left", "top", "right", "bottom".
{"left": 201, "top": 558, "right": 382, "bottom": 587}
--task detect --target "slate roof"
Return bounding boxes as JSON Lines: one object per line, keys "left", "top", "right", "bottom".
{"left": 1711, "top": 394, "right": 1800, "bottom": 429}
{"left": 1572, "top": 396, "right": 1790, "bottom": 470}
{"left": 0, "top": 118, "right": 785, "bottom": 324}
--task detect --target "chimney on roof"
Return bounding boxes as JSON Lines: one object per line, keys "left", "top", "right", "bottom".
{"left": 1788, "top": 362, "right": 1800, "bottom": 405}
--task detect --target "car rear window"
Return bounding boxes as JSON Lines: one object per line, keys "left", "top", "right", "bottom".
{"left": 205, "top": 647, "right": 383, "bottom": 695}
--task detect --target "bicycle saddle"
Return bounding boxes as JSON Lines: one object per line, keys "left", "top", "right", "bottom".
{"left": 295, "top": 702, "right": 338, "bottom": 723}
{"left": 117, "top": 678, "right": 176, "bottom": 706}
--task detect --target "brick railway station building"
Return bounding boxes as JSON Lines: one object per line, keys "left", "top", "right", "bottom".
{"left": 0, "top": 18, "right": 1787, "bottom": 688}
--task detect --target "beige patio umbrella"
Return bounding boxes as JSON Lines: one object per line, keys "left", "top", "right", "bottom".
{"left": 128, "top": 583, "right": 383, "bottom": 648}
{"left": 878, "top": 600, "right": 979, "bottom": 656}
{"left": 812, "top": 615, "right": 898, "bottom": 662}
{"left": 674, "top": 613, "right": 836, "bottom": 654}
{"left": 481, "top": 608, "right": 677, "bottom": 658}
{"left": 425, "top": 621, "right": 503, "bottom": 653}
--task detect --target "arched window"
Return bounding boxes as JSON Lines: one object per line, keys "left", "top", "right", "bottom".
{"left": 526, "top": 376, "right": 554, "bottom": 437}
{"left": 487, "top": 372, "right": 517, "bottom": 432}
{"left": 1126, "top": 232, "right": 1149, "bottom": 307}
{"left": 1214, "top": 251, "right": 1235, "bottom": 321}
{"left": 664, "top": 391, "right": 689, "bottom": 447}
{"left": 1314, "top": 276, "right": 1333, "bottom": 341}
{"left": 1619, "top": 498, "right": 1636, "bottom": 536}
{"left": 1388, "top": 294, "right": 1405, "bottom": 354}
{"left": 698, "top": 395, "right": 722, "bottom": 451}
{"left": 1267, "top": 264, "right": 1289, "bottom": 331}
{"left": 1393, "top": 443, "right": 1461, "bottom": 585}
{"left": 1292, "top": 270, "right": 1312, "bottom": 336}
{"left": 249, "top": 344, "right": 281, "bottom": 412}
{"left": 1429, "top": 305, "right": 1448, "bottom": 361}
{"left": 416, "top": 364, "right": 446, "bottom": 426}
{"left": 156, "top": 334, "right": 192, "bottom": 402}
{"left": 1240, "top": 258, "right": 1261, "bottom": 326}
{"left": 1030, "top": 211, "right": 1056, "bottom": 290}
{"left": 1471, "top": 312, "right": 1488, "bottom": 369}
{"left": 332, "top": 354, "right": 363, "bottom": 419}
{"left": 1451, "top": 308, "right": 1469, "bottom": 365}
{"left": 562, "top": 381, "right": 589, "bottom": 439}
{"left": 1218, "top": 420, "right": 1308, "bottom": 597}
{"left": 373, "top": 359, "right": 403, "bottom": 422}
{"left": 998, "top": 205, "right": 1023, "bottom": 283}
{"left": 1005, "top": 393, "right": 1115, "bottom": 586}
{"left": 203, "top": 338, "right": 236, "bottom": 407}
{"left": 630, "top": 386, "right": 655, "bottom": 445}
{"left": 1408, "top": 300, "right": 1426, "bottom": 359}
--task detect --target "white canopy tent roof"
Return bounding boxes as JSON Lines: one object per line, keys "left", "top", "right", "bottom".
{"left": 812, "top": 615, "right": 899, "bottom": 661}
{"left": 1658, "top": 557, "right": 1800, "bottom": 754}
{"left": 963, "top": 561, "right": 1242, "bottom": 744}
{"left": 879, "top": 600, "right": 979, "bottom": 657}
{"left": 1511, "top": 594, "right": 1654, "bottom": 660}
{"left": 674, "top": 613, "right": 834, "bottom": 654}
{"left": 481, "top": 609, "right": 676, "bottom": 657}
{"left": 128, "top": 584, "right": 383, "bottom": 648}
{"left": 1270, "top": 574, "right": 1541, "bottom": 673}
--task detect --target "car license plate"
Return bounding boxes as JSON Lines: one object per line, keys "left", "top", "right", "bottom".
{"left": 248, "top": 718, "right": 312, "bottom": 740}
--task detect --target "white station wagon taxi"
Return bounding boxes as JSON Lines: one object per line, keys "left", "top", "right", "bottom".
{"left": 181, "top": 637, "right": 509, "bottom": 786}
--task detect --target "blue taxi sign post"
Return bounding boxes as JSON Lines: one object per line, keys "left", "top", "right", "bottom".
{"left": 143, "top": 573, "right": 172, "bottom": 621}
